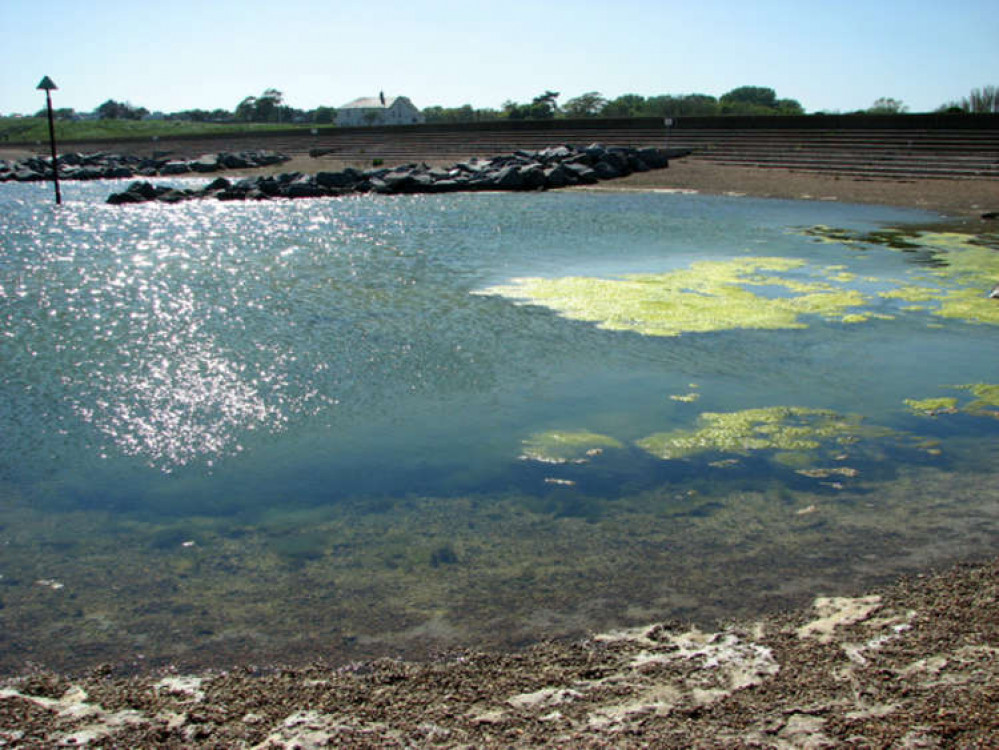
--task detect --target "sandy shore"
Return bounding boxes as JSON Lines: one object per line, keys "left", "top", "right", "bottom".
{"left": 1, "top": 557, "right": 995, "bottom": 747}
{"left": 598, "top": 159, "right": 999, "bottom": 219}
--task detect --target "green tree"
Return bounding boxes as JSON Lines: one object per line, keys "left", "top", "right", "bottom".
{"left": 312, "top": 106, "right": 337, "bottom": 124}
{"left": 775, "top": 98, "right": 805, "bottom": 115}
{"left": 35, "top": 106, "right": 76, "bottom": 120}
{"left": 96, "top": 99, "right": 147, "bottom": 120}
{"left": 951, "top": 85, "right": 999, "bottom": 113}
{"left": 562, "top": 91, "right": 607, "bottom": 117}
{"left": 720, "top": 86, "right": 778, "bottom": 111}
{"left": 602, "top": 94, "right": 647, "bottom": 117}
{"left": 503, "top": 92, "right": 559, "bottom": 120}
{"left": 235, "top": 96, "right": 258, "bottom": 122}
{"left": 867, "top": 97, "right": 907, "bottom": 114}
{"left": 234, "top": 88, "right": 288, "bottom": 122}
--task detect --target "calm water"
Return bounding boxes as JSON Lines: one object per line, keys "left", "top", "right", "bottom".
{"left": 1, "top": 179, "right": 997, "bottom": 672}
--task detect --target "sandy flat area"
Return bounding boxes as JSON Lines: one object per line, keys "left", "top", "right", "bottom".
{"left": 602, "top": 159, "right": 999, "bottom": 218}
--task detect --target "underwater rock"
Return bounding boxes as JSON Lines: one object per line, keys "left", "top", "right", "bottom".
{"left": 104, "top": 144, "right": 674, "bottom": 205}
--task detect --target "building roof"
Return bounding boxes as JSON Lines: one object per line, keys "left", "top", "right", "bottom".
{"left": 339, "top": 96, "right": 401, "bottom": 110}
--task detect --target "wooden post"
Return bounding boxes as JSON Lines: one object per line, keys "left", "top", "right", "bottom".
{"left": 37, "top": 76, "right": 61, "bottom": 205}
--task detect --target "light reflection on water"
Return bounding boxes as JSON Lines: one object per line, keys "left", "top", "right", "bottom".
{"left": 0, "top": 180, "right": 997, "bottom": 672}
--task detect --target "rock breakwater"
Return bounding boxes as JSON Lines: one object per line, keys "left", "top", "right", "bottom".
{"left": 105, "top": 144, "right": 671, "bottom": 205}
{"left": 0, "top": 150, "right": 289, "bottom": 183}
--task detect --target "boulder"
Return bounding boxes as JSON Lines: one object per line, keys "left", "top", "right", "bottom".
{"left": 105, "top": 166, "right": 136, "bottom": 179}
{"left": 160, "top": 162, "right": 191, "bottom": 175}
{"left": 493, "top": 165, "right": 525, "bottom": 190}
{"left": 637, "top": 148, "right": 669, "bottom": 169}
{"left": 316, "top": 171, "right": 357, "bottom": 189}
{"left": 592, "top": 160, "right": 622, "bottom": 180}
{"left": 543, "top": 164, "right": 579, "bottom": 188}
{"left": 204, "top": 177, "right": 233, "bottom": 192}
{"left": 519, "top": 164, "right": 547, "bottom": 190}
{"left": 563, "top": 163, "right": 599, "bottom": 184}
{"left": 218, "top": 152, "right": 251, "bottom": 169}
{"left": 103, "top": 142, "right": 675, "bottom": 205}
{"left": 189, "top": 155, "right": 220, "bottom": 173}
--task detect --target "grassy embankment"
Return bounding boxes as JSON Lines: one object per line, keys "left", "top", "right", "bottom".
{"left": 0, "top": 117, "right": 313, "bottom": 145}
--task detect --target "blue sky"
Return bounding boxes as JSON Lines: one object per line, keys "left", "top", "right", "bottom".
{"left": 2, "top": 0, "right": 996, "bottom": 116}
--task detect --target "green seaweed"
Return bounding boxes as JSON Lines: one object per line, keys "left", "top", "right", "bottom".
{"left": 958, "top": 383, "right": 999, "bottom": 419}
{"left": 636, "top": 406, "right": 871, "bottom": 461}
{"left": 520, "top": 430, "right": 624, "bottom": 464}
{"left": 804, "top": 226, "right": 999, "bottom": 327}
{"left": 477, "top": 258, "right": 872, "bottom": 337}
{"left": 902, "top": 383, "right": 999, "bottom": 420}
{"left": 904, "top": 397, "right": 959, "bottom": 416}
{"left": 669, "top": 392, "right": 701, "bottom": 403}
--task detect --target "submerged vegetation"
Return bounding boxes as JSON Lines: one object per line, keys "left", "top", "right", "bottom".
{"left": 520, "top": 430, "right": 624, "bottom": 464}
{"left": 477, "top": 258, "right": 875, "bottom": 338}
{"left": 635, "top": 406, "right": 886, "bottom": 464}
{"left": 801, "top": 226, "right": 999, "bottom": 327}
{"left": 906, "top": 383, "right": 999, "bottom": 420}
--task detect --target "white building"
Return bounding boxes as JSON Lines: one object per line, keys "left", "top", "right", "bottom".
{"left": 336, "top": 93, "right": 424, "bottom": 127}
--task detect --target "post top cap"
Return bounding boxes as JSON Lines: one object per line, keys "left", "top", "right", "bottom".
{"left": 36, "top": 76, "right": 58, "bottom": 91}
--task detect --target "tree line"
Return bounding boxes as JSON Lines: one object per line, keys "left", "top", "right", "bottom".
{"left": 29, "top": 84, "right": 999, "bottom": 125}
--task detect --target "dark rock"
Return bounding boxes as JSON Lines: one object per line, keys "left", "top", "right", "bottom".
{"left": 160, "top": 162, "right": 191, "bottom": 175}
{"left": 157, "top": 189, "right": 193, "bottom": 204}
{"left": 563, "top": 163, "right": 599, "bottom": 184}
{"left": 493, "top": 165, "right": 525, "bottom": 190}
{"left": 544, "top": 164, "right": 579, "bottom": 188}
{"left": 218, "top": 153, "right": 251, "bottom": 169}
{"left": 538, "top": 145, "right": 573, "bottom": 163}
{"left": 637, "top": 148, "right": 669, "bottom": 169}
{"left": 105, "top": 166, "right": 136, "bottom": 179}
{"left": 126, "top": 181, "right": 159, "bottom": 200}
{"left": 204, "top": 177, "right": 233, "bottom": 192}
{"left": 520, "top": 164, "right": 547, "bottom": 190}
{"left": 106, "top": 190, "right": 147, "bottom": 205}
{"left": 627, "top": 154, "right": 651, "bottom": 173}
{"left": 316, "top": 171, "right": 357, "bottom": 189}
{"left": 14, "top": 169, "right": 44, "bottom": 182}
{"left": 284, "top": 181, "right": 325, "bottom": 199}
{"left": 189, "top": 155, "right": 220, "bottom": 173}
{"left": 103, "top": 143, "right": 672, "bottom": 205}
{"left": 592, "top": 160, "right": 622, "bottom": 180}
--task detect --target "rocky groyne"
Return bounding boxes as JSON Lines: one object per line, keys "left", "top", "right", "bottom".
{"left": 105, "top": 144, "right": 671, "bottom": 205}
{"left": 0, "top": 150, "right": 289, "bottom": 183}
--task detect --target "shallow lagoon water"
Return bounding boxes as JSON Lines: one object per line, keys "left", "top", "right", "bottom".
{"left": 1, "top": 180, "right": 997, "bottom": 671}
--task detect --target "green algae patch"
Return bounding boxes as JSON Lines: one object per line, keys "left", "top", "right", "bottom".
{"left": 520, "top": 430, "right": 625, "bottom": 464}
{"left": 958, "top": 383, "right": 999, "bottom": 419}
{"left": 934, "top": 288, "right": 999, "bottom": 326}
{"left": 636, "top": 406, "right": 871, "bottom": 461}
{"left": 803, "top": 225, "right": 999, "bottom": 327}
{"left": 879, "top": 285, "right": 945, "bottom": 303}
{"left": 477, "top": 258, "right": 873, "bottom": 337}
{"left": 904, "top": 397, "right": 959, "bottom": 417}
{"left": 903, "top": 384, "right": 999, "bottom": 420}
{"left": 669, "top": 392, "right": 701, "bottom": 403}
